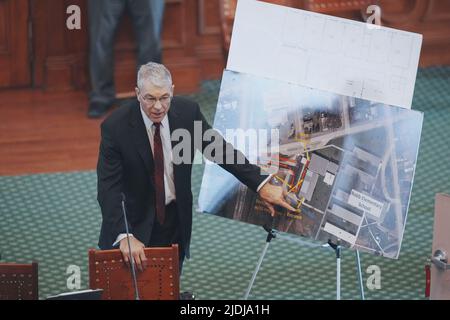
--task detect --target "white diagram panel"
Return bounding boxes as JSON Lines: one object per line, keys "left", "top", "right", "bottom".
{"left": 227, "top": 0, "right": 422, "bottom": 109}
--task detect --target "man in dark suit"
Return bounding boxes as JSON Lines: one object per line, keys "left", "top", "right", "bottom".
{"left": 96, "top": 62, "right": 295, "bottom": 272}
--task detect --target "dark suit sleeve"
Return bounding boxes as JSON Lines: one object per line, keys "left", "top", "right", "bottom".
{"left": 194, "top": 104, "right": 267, "bottom": 192}
{"left": 97, "top": 121, "right": 131, "bottom": 248}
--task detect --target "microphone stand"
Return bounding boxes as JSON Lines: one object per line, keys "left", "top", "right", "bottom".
{"left": 121, "top": 193, "right": 140, "bottom": 300}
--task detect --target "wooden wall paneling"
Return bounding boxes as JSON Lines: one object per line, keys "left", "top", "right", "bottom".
{"left": 32, "top": 0, "right": 88, "bottom": 91}
{"left": 64, "top": 0, "right": 89, "bottom": 91}
{"left": 159, "top": 0, "right": 200, "bottom": 93}
{"left": 0, "top": 0, "right": 13, "bottom": 87}
{"left": 377, "top": 0, "right": 450, "bottom": 66}
{"left": 10, "top": 0, "right": 450, "bottom": 95}
{"left": 0, "top": 0, "right": 30, "bottom": 89}
{"left": 29, "top": 0, "right": 231, "bottom": 94}
{"left": 197, "top": 0, "right": 225, "bottom": 80}
{"left": 425, "top": 0, "right": 450, "bottom": 21}
{"left": 304, "top": 0, "right": 372, "bottom": 14}
{"left": 31, "top": 0, "right": 203, "bottom": 95}
{"left": 218, "top": 0, "right": 236, "bottom": 52}
{"left": 11, "top": 0, "right": 31, "bottom": 87}
{"left": 377, "top": 0, "right": 427, "bottom": 25}
{"left": 30, "top": 0, "right": 47, "bottom": 88}
{"left": 418, "top": 0, "right": 450, "bottom": 65}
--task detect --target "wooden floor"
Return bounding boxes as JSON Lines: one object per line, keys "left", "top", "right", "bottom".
{"left": 0, "top": 89, "right": 114, "bottom": 176}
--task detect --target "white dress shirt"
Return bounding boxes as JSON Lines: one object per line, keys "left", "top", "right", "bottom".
{"left": 140, "top": 107, "right": 177, "bottom": 205}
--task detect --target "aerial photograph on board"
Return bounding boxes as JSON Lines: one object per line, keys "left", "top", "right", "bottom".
{"left": 199, "top": 70, "right": 423, "bottom": 259}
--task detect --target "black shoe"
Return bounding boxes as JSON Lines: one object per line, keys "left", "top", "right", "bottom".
{"left": 87, "top": 102, "right": 110, "bottom": 119}
{"left": 179, "top": 291, "right": 195, "bottom": 300}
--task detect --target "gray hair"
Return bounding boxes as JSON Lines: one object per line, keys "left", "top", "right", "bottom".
{"left": 137, "top": 62, "right": 172, "bottom": 90}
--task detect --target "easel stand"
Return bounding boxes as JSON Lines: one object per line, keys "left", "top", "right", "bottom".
{"left": 244, "top": 226, "right": 276, "bottom": 300}
{"left": 244, "top": 226, "right": 365, "bottom": 300}
{"left": 328, "top": 240, "right": 342, "bottom": 300}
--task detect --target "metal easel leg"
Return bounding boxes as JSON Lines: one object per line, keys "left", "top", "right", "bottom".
{"left": 356, "top": 250, "right": 365, "bottom": 300}
{"left": 336, "top": 245, "right": 341, "bottom": 300}
{"left": 328, "top": 240, "right": 341, "bottom": 300}
{"left": 243, "top": 229, "right": 276, "bottom": 300}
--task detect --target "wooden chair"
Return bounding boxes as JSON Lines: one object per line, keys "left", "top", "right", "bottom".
{"left": 0, "top": 262, "right": 38, "bottom": 300}
{"left": 89, "top": 244, "right": 180, "bottom": 300}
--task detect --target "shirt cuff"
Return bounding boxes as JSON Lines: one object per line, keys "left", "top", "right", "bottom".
{"left": 113, "top": 233, "right": 134, "bottom": 247}
{"left": 256, "top": 174, "right": 273, "bottom": 193}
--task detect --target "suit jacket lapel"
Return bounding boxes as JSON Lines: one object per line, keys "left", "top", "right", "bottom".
{"left": 130, "top": 103, "right": 154, "bottom": 183}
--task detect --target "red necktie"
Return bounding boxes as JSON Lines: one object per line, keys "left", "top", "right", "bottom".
{"left": 153, "top": 122, "right": 165, "bottom": 225}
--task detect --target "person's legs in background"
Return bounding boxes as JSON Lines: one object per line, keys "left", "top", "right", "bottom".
{"left": 128, "top": 0, "right": 165, "bottom": 66}
{"left": 87, "top": 0, "right": 126, "bottom": 118}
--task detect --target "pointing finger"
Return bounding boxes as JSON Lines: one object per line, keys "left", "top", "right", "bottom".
{"left": 277, "top": 198, "right": 297, "bottom": 212}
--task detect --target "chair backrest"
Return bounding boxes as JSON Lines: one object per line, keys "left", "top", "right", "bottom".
{"left": 0, "top": 262, "right": 38, "bottom": 300}
{"left": 89, "top": 245, "right": 180, "bottom": 300}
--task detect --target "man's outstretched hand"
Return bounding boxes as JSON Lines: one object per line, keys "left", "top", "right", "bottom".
{"left": 258, "top": 182, "right": 297, "bottom": 217}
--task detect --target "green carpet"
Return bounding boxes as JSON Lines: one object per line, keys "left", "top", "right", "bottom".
{"left": 1, "top": 67, "right": 449, "bottom": 300}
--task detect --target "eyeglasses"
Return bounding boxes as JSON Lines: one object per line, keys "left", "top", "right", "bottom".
{"left": 141, "top": 94, "right": 172, "bottom": 106}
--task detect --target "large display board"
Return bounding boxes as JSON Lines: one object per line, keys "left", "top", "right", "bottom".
{"left": 198, "top": 71, "right": 423, "bottom": 259}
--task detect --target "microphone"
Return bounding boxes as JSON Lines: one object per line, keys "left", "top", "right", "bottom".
{"left": 121, "top": 192, "right": 140, "bottom": 300}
